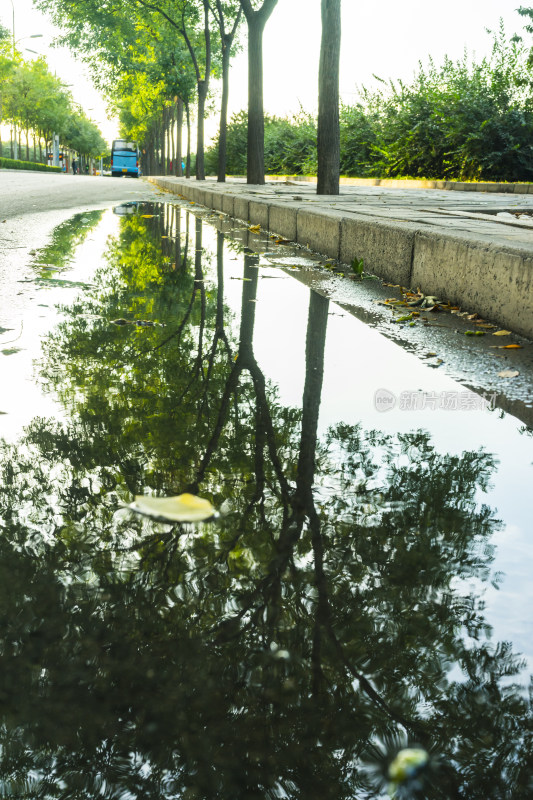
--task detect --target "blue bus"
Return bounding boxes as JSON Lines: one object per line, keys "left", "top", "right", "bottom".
{"left": 111, "top": 139, "right": 140, "bottom": 177}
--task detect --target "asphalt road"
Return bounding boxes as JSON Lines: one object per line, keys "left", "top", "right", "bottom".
{"left": 0, "top": 171, "right": 161, "bottom": 220}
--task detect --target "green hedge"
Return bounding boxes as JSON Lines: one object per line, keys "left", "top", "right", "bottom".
{"left": 0, "top": 157, "right": 61, "bottom": 172}
{"left": 206, "top": 30, "right": 533, "bottom": 183}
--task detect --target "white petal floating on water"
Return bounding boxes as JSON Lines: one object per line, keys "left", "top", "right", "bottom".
{"left": 129, "top": 493, "right": 216, "bottom": 522}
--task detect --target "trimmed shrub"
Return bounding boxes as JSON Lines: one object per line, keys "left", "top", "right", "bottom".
{"left": 0, "top": 157, "right": 61, "bottom": 172}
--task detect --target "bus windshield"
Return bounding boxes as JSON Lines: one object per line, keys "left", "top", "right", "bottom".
{"left": 112, "top": 140, "right": 137, "bottom": 153}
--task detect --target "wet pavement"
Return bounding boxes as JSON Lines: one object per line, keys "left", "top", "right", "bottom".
{"left": 0, "top": 196, "right": 532, "bottom": 799}
{"left": 0, "top": 170, "right": 162, "bottom": 220}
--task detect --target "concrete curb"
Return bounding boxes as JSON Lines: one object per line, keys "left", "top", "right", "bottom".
{"left": 149, "top": 176, "right": 533, "bottom": 340}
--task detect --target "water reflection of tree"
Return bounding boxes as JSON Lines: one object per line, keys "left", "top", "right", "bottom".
{"left": 30, "top": 210, "right": 104, "bottom": 279}
{"left": 0, "top": 208, "right": 531, "bottom": 800}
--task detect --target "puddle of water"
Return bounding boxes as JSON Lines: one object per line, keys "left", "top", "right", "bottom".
{"left": 0, "top": 202, "right": 532, "bottom": 799}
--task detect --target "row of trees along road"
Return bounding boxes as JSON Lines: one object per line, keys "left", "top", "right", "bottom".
{"left": 205, "top": 22, "right": 533, "bottom": 183}
{"left": 36, "top": 0, "right": 343, "bottom": 194}
{"left": 0, "top": 24, "right": 106, "bottom": 164}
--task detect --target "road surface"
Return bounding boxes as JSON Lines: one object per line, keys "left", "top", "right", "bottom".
{"left": 0, "top": 171, "right": 161, "bottom": 220}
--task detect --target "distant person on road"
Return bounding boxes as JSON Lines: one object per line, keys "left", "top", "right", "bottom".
{"left": 72, "top": 159, "right": 78, "bottom": 175}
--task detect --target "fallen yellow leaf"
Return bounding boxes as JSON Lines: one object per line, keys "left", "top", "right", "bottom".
{"left": 248, "top": 224, "right": 261, "bottom": 233}
{"left": 129, "top": 493, "right": 216, "bottom": 522}
{"left": 498, "top": 370, "right": 520, "bottom": 378}
{"left": 493, "top": 330, "right": 512, "bottom": 336}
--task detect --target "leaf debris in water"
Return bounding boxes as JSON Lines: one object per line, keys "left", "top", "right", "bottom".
{"left": 128, "top": 493, "right": 216, "bottom": 523}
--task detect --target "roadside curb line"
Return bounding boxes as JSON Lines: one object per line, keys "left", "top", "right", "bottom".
{"left": 265, "top": 175, "right": 533, "bottom": 194}
{"left": 149, "top": 177, "right": 533, "bottom": 340}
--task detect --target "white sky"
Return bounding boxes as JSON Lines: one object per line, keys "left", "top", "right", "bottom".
{"left": 0, "top": 0, "right": 529, "bottom": 146}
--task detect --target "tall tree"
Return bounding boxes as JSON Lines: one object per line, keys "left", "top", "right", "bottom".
{"left": 317, "top": 0, "right": 341, "bottom": 194}
{"left": 115, "top": 0, "right": 214, "bottom": 180}
{"left": 238, "top": 0, "right": 278, "bottom": 184}
{"left": 176, "top": 0, "right": 212, "bottom": 180}
{"left": 36, "top": 0, "right": 213, "bottom": 178}
{"left": 208, "top": 0, "right": 242, "bottom": 182}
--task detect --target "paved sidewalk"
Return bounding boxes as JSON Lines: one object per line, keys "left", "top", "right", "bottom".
{"left": 149, "top": 176, "right": 533, "bottom": 338}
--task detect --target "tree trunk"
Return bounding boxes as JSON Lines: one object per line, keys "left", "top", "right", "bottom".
{"left": 176, "top": 97, "right": 183, "bottom": 176}
{"left": 239, "top": 0, "right": 278, "bottom": 184}
{"left": 185, "top": 101, "right": 191, "bottom": 178}
{"left": 146, "top": 133, "right": 152, "bottom": 175}
{"left": 317, "top": 0, "right": 341, "bottom": 195}
{"left": 161, "top": 114, "right": 166, "bottom": 175}
{"left": 218, "top": 45, "right": 231, "bottom": 182}
{"left": 167, "top": 106, "right": 172, "bottom": 175}
{"left": 196, "top": 80, "right": 207, "bottom": 180}
{"left": 170, "top": 105, "right": 175, "bottom": 175}
{"left": 246, "top": 18, "right": 266, "bottom": 184}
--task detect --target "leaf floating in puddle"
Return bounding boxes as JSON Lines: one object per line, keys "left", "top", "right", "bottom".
{"left": 248, "top": 224, "right": 261, "bottom": 233}
{"left": 498, "top": 370, "right": 520, "bottom": 378}
{"left": 129, "top": 493, "right": 216, "bottom": 522}
{"left": 493, "top": 330, "right": 512, "bottom": 336}
{"left": 464, "top": 330, "right": 485, "bottom": 336}
{"left": 141, "top": 214, "right": 155, "bottom": 218}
